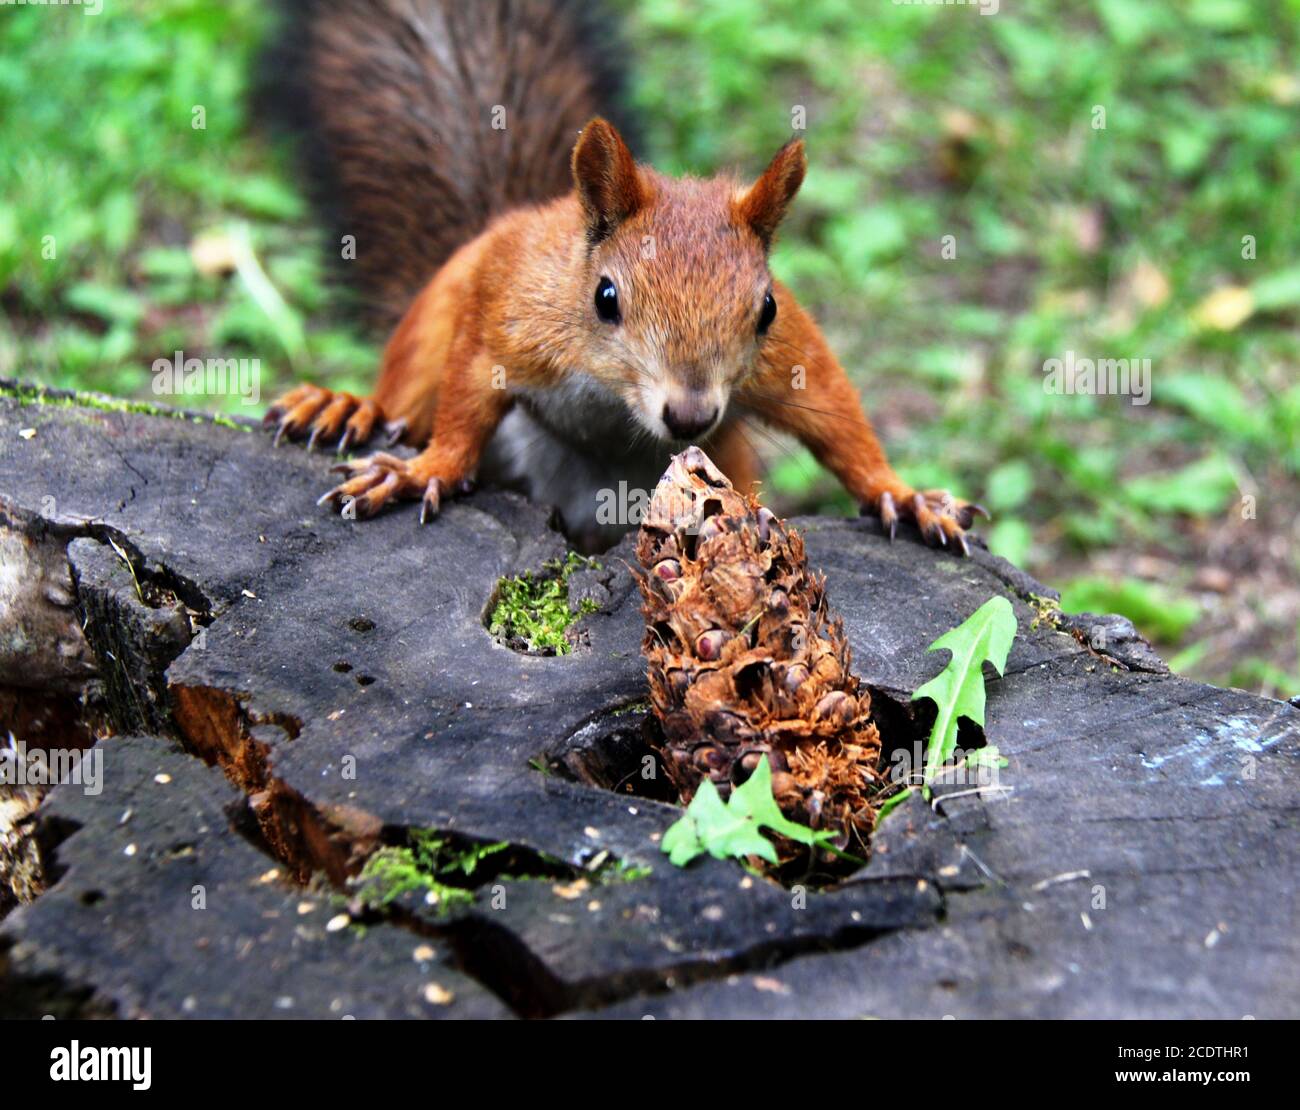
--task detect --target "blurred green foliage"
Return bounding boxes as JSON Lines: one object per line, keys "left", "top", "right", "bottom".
{"left": 619, "top": 0, "right": 1300, "bottom": 694}
{"left": 1, "top": 0, "right": 1298, "bottom": 694}
{"left": 0, "top": 0, "right": 376, "bottom": 404}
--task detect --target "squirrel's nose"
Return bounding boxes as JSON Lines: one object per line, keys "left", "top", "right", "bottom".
{"left": 662, "top": 400, "right": 719, "bottom": 441}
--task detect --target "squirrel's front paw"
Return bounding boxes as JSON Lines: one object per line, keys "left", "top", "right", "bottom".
{"left": 264, "top": 384, "right": 404, "bottom": 454}
{"left": 861, "top": 487, "right": 987, "bottom": 557}
{"left": 318, "top": 452, "right": 470, "bottom": 522}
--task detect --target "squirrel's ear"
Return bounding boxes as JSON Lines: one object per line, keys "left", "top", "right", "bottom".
{"left": 572, "top": 118, "right": 647, "bottom": 242}
{"left": 734, "top": 138, "right": 806, "bottom": 247}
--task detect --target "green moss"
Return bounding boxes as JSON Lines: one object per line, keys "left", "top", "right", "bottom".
{"left": 354, "top": 831, "right": 509, "bottom": 914}
{"left": 1028, "top": 592, "right": 1063, "bottom": 632}
{"left": 354, "top": 828, "right": 649, "bottom": 912}
{"left": 601, "top": 859, "right": 653, "bottom": 883}
{"left": 0, "top": 382, "right": 249, "bottom": 431}
{"left": 488, "top": 552, "right": 600, "bottom": 655}
{"left": 608, "top": 699, "right": 650, "bottom": 717}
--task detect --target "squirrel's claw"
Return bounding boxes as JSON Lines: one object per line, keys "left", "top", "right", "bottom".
{"left": 263, "top": 386, "right": 386, "bottom": 454}
{"left": 384, "top": 419, "right": 408, "bottom": 447}
{"left": 354, "top": 471, "right": 400, "bottom": 518}
{"left": 271, "top": 409, "right": 301, "bottom": 448}
{"left": 863, "top": 487, "right": 980, "bottom": 557}
{"left": 914, "top": 494, "right": 949, "bottom": 547}
{"left": 878, "top": 491, "right": 898, "bottom": 541}
{"left": 318, "top": 464, "right": 401, "bottom": 518}
{"left": 860, "top": 490, "right": 899, "bottom": 541}
{"left": 419, "top": 478, "right": 442, "bottom": 524}
{"left": 417, "top": 477, "right": 474, "bottom": 522}
{"left": 319, "top": 454, "right": 467, "bottom": 523}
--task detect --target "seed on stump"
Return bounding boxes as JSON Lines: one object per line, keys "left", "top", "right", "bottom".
{"left": 654, "top": 559, "right": 681, "bottom": 582}
{"left": 696, "top": 629, "right": 727, "bottom": 660}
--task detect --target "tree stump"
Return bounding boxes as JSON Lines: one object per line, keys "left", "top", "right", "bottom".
{"left": 1, "top": 381, "right": 1296, "bottom": 1018}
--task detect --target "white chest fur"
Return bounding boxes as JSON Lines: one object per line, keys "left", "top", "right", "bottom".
{"left": 478, "top": 376, "right": 675, "bottom": 551}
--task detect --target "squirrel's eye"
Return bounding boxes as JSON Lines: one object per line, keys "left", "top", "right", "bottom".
{"left": 595, "top": 277, "right": 621, "bottom": 324}
{"left": 758, "top": 290, "right": 777, "bottom": 334}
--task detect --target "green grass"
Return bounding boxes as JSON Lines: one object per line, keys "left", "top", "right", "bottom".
{"left": 3, "top": 0, "right": 1298, "bottom": 695}
{"left": 0, "top": 0, "right": 376, "bottom": 407}
{"left": 622, "top": 0, "right": 1300, "bottom": 697}
{"left": 1058, "top": 576, "right": 1202, "bottom": 644}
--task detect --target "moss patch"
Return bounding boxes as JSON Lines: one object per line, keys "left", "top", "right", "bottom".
{"left": 0, "top": 381, "right": 250, "bottom": 432}
{"left": 1028, "top": 592, "right": 1063, "bottom": 632}
{"left": 353, "top": 828, "right": 649, "bottom": 914}
{"left": 353, "top": 831, "right": 509, "bottom": 914}
{"left": 488, "top": 552, "right": 600, "bottom": 655}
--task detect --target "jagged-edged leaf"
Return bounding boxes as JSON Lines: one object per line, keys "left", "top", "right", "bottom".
{"left": 875, "top": 787, "right": 914, "bottom": 823}
{"left": 960, "top": 745, "right": 1009, "bottom": 771}
{"left": 913, "top": 596, "right": 1017, "bottom": 786}
{"left": 661, "top": 756, "right": 835, "bottom": 867}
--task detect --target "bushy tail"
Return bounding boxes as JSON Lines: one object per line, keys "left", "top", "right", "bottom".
{"left": 259, "top": 0, "right": 639, "bottom": 330}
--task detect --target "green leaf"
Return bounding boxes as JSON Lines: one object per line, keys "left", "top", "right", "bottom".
{"left": 912, "top": 596, "right": 1017, "bottom": 786}
{"left": 1160, "top": 122, "right": 1216, "bottom": 177}
{"left": 959, "top": 745, "right": 1008, "bottom": 771}
{"left": 1058, "top": 575, "right": 1200, "bottom": 644}
{"left": 1124, "top": 454, "right": 1239, "bottom": 517}
{"left": 661, "top": 756, "right": 836, "bottom": 868}
{"left": 765, "top": 447, "right": 826, "bottom": 498}
{"left": 985, "top": 460, "right": 1035, "bottom": 512}
{"left": 1157, "top": 374, "right": 1268, "bottom": 444}
{"left": 225, "top": 175, "right": 305, "bottom": 221}
{"left": 64, "top": 281, "right": 143, "bottom": 327}
{"left": 874, "top": 787, "right": 913, "bottom": 823}
{"left": 828, "top": 205, "right": 908, "bottom": 270}
{"left": 1096, "top": 0, "right": 1168, "bottom": 46}
{"left": 987, "top": 519, "right": 1032, "bottom": 567}
{"left": 1251, "top": 266, "right": 1300, "bottom": 312}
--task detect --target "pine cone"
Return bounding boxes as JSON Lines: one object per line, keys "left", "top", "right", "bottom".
{"left": 635, "top": 447, "right": 881, "bottom": 852}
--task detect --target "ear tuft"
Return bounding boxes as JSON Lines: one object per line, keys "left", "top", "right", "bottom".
{"left": 733, "top": 138, "right": 806, "bottom": 247}
{"left": 572, "top": 118, "right": 647, "bottom": 243}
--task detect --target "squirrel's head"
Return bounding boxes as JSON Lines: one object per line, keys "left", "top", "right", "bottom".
{"left": 569, "top": 118, "right": 805, "bottom": 443}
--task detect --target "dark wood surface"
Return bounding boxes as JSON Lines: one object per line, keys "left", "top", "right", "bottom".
{"left": 1, "top": 383, "right": 1296, "bottom": 1018}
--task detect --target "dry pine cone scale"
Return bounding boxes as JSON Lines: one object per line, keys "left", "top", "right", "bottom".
{"left": 636, "top": 447, "right": 882, "bottom": 853}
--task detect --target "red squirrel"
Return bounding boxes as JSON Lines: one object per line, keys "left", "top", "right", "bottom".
{"left": 261, "top": 0, "right": 984, "bottom": 554}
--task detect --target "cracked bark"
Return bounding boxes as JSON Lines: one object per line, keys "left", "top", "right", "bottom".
{"left": 1, "top": 380, "right": 1297, "bottom": 1019}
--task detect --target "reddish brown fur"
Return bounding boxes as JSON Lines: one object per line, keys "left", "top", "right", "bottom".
{"left": 267, "top": 0, "right": 639, "bottom": 330}
{"left": 266, "top": 4, "right": 977, "bottom": 549}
